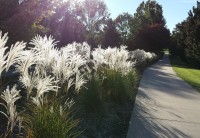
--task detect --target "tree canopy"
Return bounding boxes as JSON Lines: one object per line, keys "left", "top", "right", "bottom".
{"left": 102, "top": 19, "right": 121, "bottom": 48}
{"left": 115, "top": 13, "right": 133, "bottom": 45}
{"left": 131, "top": 0, "right": 166, "bottom": 36}
{"left": 129, "top": 0, "right": 170, "bottom": 53}
{"left": 171, "top": 1, "right": 200, "bottom": 66}
{"left": 0, "top": 0, "right": 171, "bottom": 52}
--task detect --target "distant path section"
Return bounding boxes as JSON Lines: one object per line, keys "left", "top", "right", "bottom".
{"left": 127, "top": 55, "right": 200, "bottom": 138}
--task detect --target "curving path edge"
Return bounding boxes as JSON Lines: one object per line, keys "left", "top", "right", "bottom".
{"left": 127, "top": 55, "right": 200, "bottom": 138}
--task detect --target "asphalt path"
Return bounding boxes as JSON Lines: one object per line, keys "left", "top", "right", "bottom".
{"left": 127, "top": 55, "right": 200, "bottom": 138}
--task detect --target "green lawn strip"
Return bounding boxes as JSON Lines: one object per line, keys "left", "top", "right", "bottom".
{"left": 173, "top": 67, "right": 200, "bottom": 91}
{"left": 170, "top": 56, "right": 200, "bottom": 92}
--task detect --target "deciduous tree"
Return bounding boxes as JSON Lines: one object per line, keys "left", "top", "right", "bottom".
{"left": 115, "top": 13, "right": 133, "bottom": 45}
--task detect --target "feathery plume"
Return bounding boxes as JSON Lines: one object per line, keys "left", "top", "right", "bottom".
{"left": 32, "top": 76, "right": 59, "bottom": 107}
{"left": 0, "top": 31, "right": 8, "bottom": 76}
{"left": 0, "top": 85, "right": 21, "bottom": 132}
{"left": 5, "top": 41, "right": 26, "bottom": 72}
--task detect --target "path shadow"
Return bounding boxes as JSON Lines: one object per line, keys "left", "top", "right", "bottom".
{"left": 140, "top": 56, "right": 200, "bottom": 100}
{"left": 128, "top": 89, "right": 191, "bottom": 138}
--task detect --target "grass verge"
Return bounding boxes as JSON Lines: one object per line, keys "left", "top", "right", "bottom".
{"left": 169, "top": 56, "right": 200, "bottom": 92}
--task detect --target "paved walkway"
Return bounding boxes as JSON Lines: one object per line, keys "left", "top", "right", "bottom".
{"left": 127, "top": 55, "right": 200, "bottom": 138}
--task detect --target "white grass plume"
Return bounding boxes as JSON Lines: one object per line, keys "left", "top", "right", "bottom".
{"left": 75, "top": 72, "right": 87, "bottom": 93}
{"left": 15, "top": 50, "right": 39, "bottom": 76}
{"left": 0, "top": 31, "right": 8, "bottom": 48}
{"left": 32, "top": 76, "right": 59, "bottom": 107}
{"left": 0, "top": 31, "right": 8, "bottom": 76}
{"left": 19, "top": 70, "right": 40, "bottom": 99}
{"left": 5, "top": 41, "right": 26, "bottom": 72}
{"left": 30, "top": 35, "right": 59, "bottom": 70}
{"left": 129, "top": 49, "right": 157, "bottom": 65}
{"left": 0, "top": 85, "right": 21, "bottom": 132}
{"left": 30, "top": 35, "right": 57, "bottom": 53}
{"left": 92, "top": 45, "right": 134, "bottom": 75}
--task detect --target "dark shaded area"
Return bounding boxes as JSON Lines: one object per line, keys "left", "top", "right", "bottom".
{"left": 132, "top": 24, "right": 171, "bottom": 54}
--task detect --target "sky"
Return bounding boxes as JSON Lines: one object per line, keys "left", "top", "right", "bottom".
{"left": 104, "top": 0, "right": 198, "bottom": 32}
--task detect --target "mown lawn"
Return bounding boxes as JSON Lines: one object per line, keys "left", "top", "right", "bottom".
{"left": 170, "top": 56, "right": 200, "bottom": 92}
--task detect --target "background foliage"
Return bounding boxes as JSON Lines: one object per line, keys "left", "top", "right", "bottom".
{"left": 171, "top": 1, "right": 200, "bottom": 67}
{"left": 0, "top": 0, "right": 170, "bottom": 53}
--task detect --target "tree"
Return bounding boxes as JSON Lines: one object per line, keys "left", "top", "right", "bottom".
{"left": 184, "top": 2, "right": 200, "bottom": 64}
{"left": 0, "top": 0, "right": 59, "bottom": 43}
{"left": 134, "top": 24, "right": 170, "bottom": 53}
{"left": 47, "top": 0, "right": 85, "bottom": 46}
{"left": 101, "top": 19, "right": 121, "bottom": 48}
{"left": 114, "top": 13, "right": 133, "bottom": 45}
{"left": 129, "top": 0, "right": 169, "bottom": 53}
{"left": 131, "top": 0, "right": 166, "bottom": 35}
{"left": 172, "top": 1, "right": 200, "bottom": 66}
{"left": 0, "top": 0, "right": 21, "bottom": 44}
{"left": 76, "top": 0, "right": 109, "bottom": 32}
{"left": 0, "top": 0, "right": 19, "bottom": 21}
{"left": 75, "top": 0, "right": 110, "bottom": 47}
{"left": 171, "top": 21, "right": 188, "bottom": 61}
{"left": 0, "top": 0, "right": 111, "bottom": 48}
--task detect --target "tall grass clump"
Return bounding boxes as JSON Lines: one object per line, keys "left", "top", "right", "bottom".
{"left": 0, "top": 30, "right": 157, "bottom": 137}
{"left": 23, "top": 101, "right": 80, "bottom": 138}
{"left": 92, "top": 46, "right": 134, "bottom": 75}
{"left": 0, "top": 32, "right": 86, "bottom": 137}
{"left": 92, "top": 46, "right": 138, "bottom": 104}
{"left": 129, "top": 49, "right": 157, "bottom": 71}
{"left": 101, "top": 69, "right": 137, "bottom": 103}
{"left": 79, "top": 74, "right": 104, "bottom": 113}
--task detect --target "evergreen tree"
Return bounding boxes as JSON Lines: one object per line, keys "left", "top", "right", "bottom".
{"left": 185, "top": 2, "right": 200, "bottom": 64}
{"left": 172, "top": 1, "right": 200, "bottom": 66}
